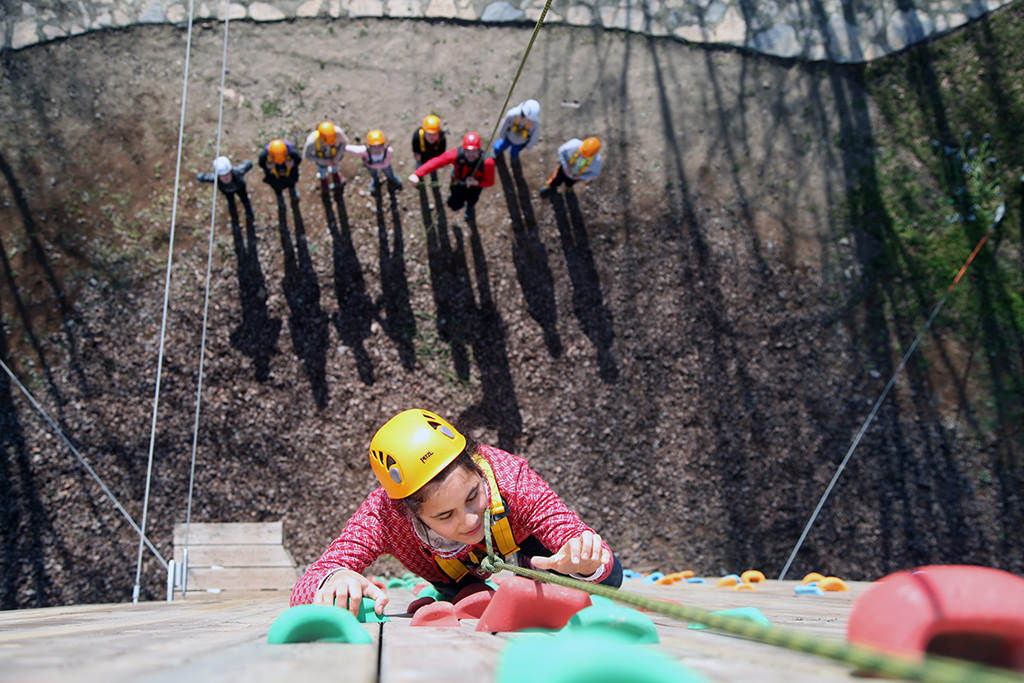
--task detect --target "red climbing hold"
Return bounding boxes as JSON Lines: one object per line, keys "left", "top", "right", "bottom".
{"left": 410, "top": 582, "right": 429, "bottom": 596}
{"left": 406, "top": 596, "right": 435, "bottom": 614}
{"left": 847, "top": 565, "right": 1024, "bottom": 671}
{"left": 410, "top": 601, "right": 461, "bottom": 627}
{"left": 455, "top": 590, "right": 494, "bottom": 619}
{"left": 454, "top": 582, "right": 495, "bottom": 602}
{"left": 371, "top": 578, "right": 387, "bottom": 590}
{"left": 475, "top": 576, "right": 592, "bottom": 632}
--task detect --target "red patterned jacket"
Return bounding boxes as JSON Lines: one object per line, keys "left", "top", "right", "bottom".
{"left": 290, "top": 445, "right": 613, "bottom": 605}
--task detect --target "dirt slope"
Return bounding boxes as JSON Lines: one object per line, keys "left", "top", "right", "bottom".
{"left": 0, "top": 18, "right": 1019, "bottom": 608}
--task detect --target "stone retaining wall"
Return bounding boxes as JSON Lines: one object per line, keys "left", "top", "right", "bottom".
{"left": 0, "top": 0, "right": 1016, "bottom": 61}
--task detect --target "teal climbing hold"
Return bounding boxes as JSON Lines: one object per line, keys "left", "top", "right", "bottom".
{"left": 267, "top": 605, "right": 373, "bottom": 644}
{"left": 497, "top": 631, "right": 710, "bottom": 683}
{"left": 357, "top": 596, "right": 390, "bottom": 623}
{"left": 417, "top": 585, "right": 448, "bottom": 602}
{"left": 386, "top": 577, "right": 409, "bottom": 589}
{"left": 402, "top": 572, "right": 419, "bottom": 581}
{"left": 562, "top": 605, "right": 660, "bottom": 644}
{"left": 640, "top": 572, "right": 665, "bottom": 584}
{"left": 589, "top": 595, "right": 616, "bottom": 608}
{"left": 687, "top": 606, "right": 771, "bottom": 631}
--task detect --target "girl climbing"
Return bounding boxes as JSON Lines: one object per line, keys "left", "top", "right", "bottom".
{"left": 291, "top": 409, "right": 622, "bottom": 614}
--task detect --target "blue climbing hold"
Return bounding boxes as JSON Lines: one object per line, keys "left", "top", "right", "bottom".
{"left": 795, "top": 585, "right": 825, "bottom": 596}
{"left": 267, "top": 605, "right": 373, "bottom": 644}
{"left": 641, "top": 572, "right": 665, "bottom": 584}
{"left": 688, "top": 607, "right": 772, "bottom": 631}
{"left": 686, "top": 577, "right": 707, "bottom": 584}
{"left": 622, "top": 569, "right": 640, "bottom": 580}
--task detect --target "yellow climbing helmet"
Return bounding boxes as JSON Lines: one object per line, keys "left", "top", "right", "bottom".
{"left": 422, "top": 115, "right": 441, "bottom": 134}
{"left": 317, "top": 121, "right": 337, "bottom": 145}
{"left": 581, "top": 137, "right": 601, "bottom": 158}
{"left": 366, "top": 129, "right": 386, "bottom": 147}
{"left": 368, "top": 409, "right": 467, "bottom": 499}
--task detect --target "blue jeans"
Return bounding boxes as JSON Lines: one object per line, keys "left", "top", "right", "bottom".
{"left": 493, "top": 137, "right": 526, "bottom": 158}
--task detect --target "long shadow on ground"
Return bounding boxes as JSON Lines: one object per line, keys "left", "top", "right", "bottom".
{"left": 277, "top": 193, "right": 330, "bottom": 408}
{"left": 228, "top": 204, "right": 280, "bottom": 382}
{"left": 494, "top": 153, "right": 562, "bottom": 358}
{"left": 374, "top": 186, "right": 416, "bottom": 371}
{"left": 322, "top": 186, "right": 375, "bottom": 385}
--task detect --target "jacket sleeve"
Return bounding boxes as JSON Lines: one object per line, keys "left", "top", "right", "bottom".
{"left": 234, "top": 159, "right": 254, "bottom": 177}
{"left": 479, "top": 158, "right": 495, "bottom": 188}
{"left": 290, "top": 491, "right": 390, "bottom": 606}
{"left": 415, "top": 148, "right": 456, "bottom": 177}
{"left": 502, "top": 453, "right": 614, "bottom": 583}
{"left": 302, "top": 132, "right": 318, "bottom": 163}
{"left": 579, "top": 154, "right": 602, "bottom": 180}
{"left": 257, "top": 151, "right": 270, "bottom": 174}
{"left": 195, "top": 172, "right": 215, "bottom": 183}
{"left": 525, "top": 121, "right": 540, "bottom": 149}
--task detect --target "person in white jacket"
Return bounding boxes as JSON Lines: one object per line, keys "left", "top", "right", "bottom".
{"left": 346, "top": 129, "right": 402, "bottom": 195}
{"left": 540, "top": 137, "right": 602, "bottom": 197}
{"left": 303, "top": 121, "right": 349, "bottom": 193}
{"left": 493, "top": 99, "right": 540, "bottom": 161}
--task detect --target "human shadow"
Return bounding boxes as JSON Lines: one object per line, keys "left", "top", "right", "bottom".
{"left": 277, "top": 192, "right": 330, "bottom": 408}
{"left": 459, "top": 206, "right": 523, "bottom": 451}
{"left": 420, "top": 174, "right": 474, "bottom": 382}
{"left": 322, "top": 186, "right": 375, "bottom": 385}
{"left": 547, "top": 192, "right": 618, "bottom": 383}
{"left": 374, "top": 186, "right": 416, "bottom": 371}
{"left": 228, "top": 204, "right": 281, "bottom": 382}
{"left": 493, "top": 153, "right": 562, "bottom": 358}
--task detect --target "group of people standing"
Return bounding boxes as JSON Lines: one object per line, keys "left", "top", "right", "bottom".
{"left": 197, "top": 99, "right": 603, "bottom": 219}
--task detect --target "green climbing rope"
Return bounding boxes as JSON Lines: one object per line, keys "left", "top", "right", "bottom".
{"left": 479, "top": 510, "right": 1022, "bottom": 683}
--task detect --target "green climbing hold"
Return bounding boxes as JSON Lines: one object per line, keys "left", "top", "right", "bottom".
{"left": 687, "top": 607, "right": 771, "bottom": 631}
{"left": 417, "top": 585, "right": 449, "bottom": 602}
{"left": 402, "top": 572, "right": 419, "bottom": 581}
{"left": 267, "top": 605, "right": 373, "bottom": 644}
{"left": 497, "top": 631, "right": 710, "bottom": 683}
{"left": 357, "top": 596, "right": 391, "bottom": 623}
{"left": 562, "top": 605, "right": 659, "bottom": 644}
{"left": 386, "top": 577, "right": 409, "bottom": 589}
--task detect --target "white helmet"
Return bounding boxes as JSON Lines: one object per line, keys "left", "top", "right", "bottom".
{"left": 521, "top": 99, "right": 540, "bottom": 121}
{"left": 213, "top": 156, "right": 232, "bottom": 176}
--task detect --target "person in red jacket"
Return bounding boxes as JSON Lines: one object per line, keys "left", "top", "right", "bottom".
{"left": 290, "top": 409, "right": 622, "bottom": 615}
{"left": 408, "top": 132, "right": 495, "bottom": 214}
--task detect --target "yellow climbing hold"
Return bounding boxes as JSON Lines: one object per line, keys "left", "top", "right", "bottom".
{"left": 802, "top": 572, "right": 826, "bottom": 585}
{"left": 818, "top": 577, "right": 849, "bottom": 592}
{"left": 716, "top": 576, "right": 739, "bottom": 587}
{"left": 741, "top": 570, "right": 766, "bottom": 584}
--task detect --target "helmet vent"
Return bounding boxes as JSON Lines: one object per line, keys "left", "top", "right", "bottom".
{"left": 424, "top": 416, "right": 455, "bottom": 439}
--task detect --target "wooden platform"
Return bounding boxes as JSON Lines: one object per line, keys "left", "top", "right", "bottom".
{"left": 0, "top": 578, "right": 868, "bottom": 682}
{"left": 172, "top": 522, "right": 300, "bottom": 592}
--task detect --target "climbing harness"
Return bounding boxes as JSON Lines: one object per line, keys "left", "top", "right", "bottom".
{"left": 566, "top": 147, "right": 593, "bottom": 177}
{"left": 434, "top": 456, "right": 520, "bottom": 582}
{"left": 778, "top": 203, "right": 1007, "bottom": 582}
{"left": 509, "top": 116, "right": 532, "bottom": 138}
{"left": 314, "top": 134, "right": 339, "bottom": 160}
{"left": 477, "top": 509, "right": 1022, "bottom": 683}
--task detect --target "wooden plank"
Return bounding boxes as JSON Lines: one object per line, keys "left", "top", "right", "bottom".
{"left": 173, "top": 522, "right": 283, "bottom": 546}
{"left": 185, "top": 567, "right": 299, "bottom": 591}
{"left": 379, "top": 589, "right": 507, "bottom": 683}
{"left": 173, "top": 545, "right": 297, "bottom": 568}
{"left": 0, "top": 594, "right": 378, "bottom": 683}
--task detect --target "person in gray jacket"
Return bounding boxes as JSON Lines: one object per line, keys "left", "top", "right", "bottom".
{"left": 540, "top": 137, "right": 602, "bottom": 197}
{"left": 492, "top": 99, "right": 540, "bottom": 162}
{"left": 303, "top": 120, "right": 349, "bottom": 193}
{"left": 196, "top": 156, "right": 254, "bottom": 222}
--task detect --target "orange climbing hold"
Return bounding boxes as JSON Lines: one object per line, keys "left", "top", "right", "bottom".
{"left": 847, "top": 565, "right": 1024, "bottom": 671}
{"left": 475, "top": 576, "right": 592, "bottom": 632}
{"left": 716, "top": 576, "right": 739, "bottom": 587}
{"left": 654, "top": 576, "right": 676, "bottom": 585}
{"left": 732, "top": 583, "right": 757, "bottom": 592}
{"left": 741, "top": 570, "right": 766, "bottom": 584}
{"left": 802, "top": 572, "right": 825, "bottom": 585}
{"left": 818, "top": 577, "right": 849, "bottom": 592}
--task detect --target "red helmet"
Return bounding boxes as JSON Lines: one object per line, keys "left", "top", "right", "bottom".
{"left": 462, "top": 132, "right": 481, "bottom": 151}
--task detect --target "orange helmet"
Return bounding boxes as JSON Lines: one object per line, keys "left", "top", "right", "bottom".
{"left": 368, "top": 409, "right": 467, "bottom": 499}
{"left": 581, "top": 137, "right": 601, "bottom": 158}
{"left": 366, "top": 129, "right": 386, "bottom": 146}
{"left": 317, "top": 121, "right": 337, "bottom": 145}
{"left": 462, "top": 132, "right": 481, "bottom": 151}
{"left": 422, "top": 115, "right": 441, "bottom": 134}
{"left": 267, "top": 139, "right": 288, "bottom": 164}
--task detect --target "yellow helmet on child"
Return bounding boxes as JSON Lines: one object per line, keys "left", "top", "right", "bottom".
{"left": 366, "top": 129, "right": 386, "bottom": 146}
{"left": 581, "top": 137, "right": 601, "bottom": 158}
{"left": 422, "top": 116, "right": 441, "bottom": 134}
{"left": 368, "top": 409, "right": 467, "bottom": 499}
{"left": 267, "top": 139, "right": 288, "bottom": 164}
{"left": 317, "top": 121, "right": 337, "bottom": 145}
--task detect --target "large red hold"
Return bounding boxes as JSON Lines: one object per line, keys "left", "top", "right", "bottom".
{"left": 475, "top": 576, "right": 592, "bottom": 632}
{"left": 847, "top": 565, "right": 1024, "bottom": 671}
